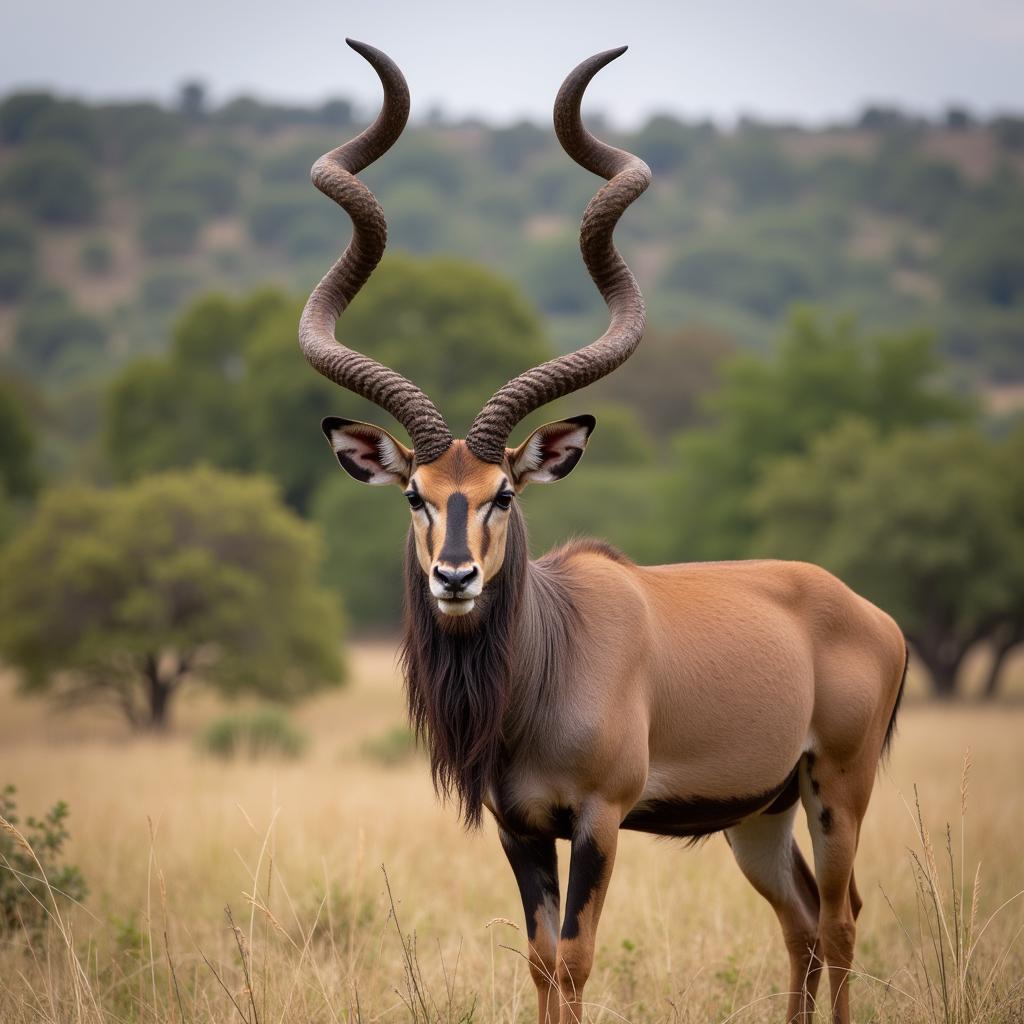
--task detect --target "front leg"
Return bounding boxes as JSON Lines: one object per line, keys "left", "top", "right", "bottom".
{"left": 557, "top": 800, "right": 620, "bottom": 1024}
{"left": 499, "top": 828, "right": 560, "bottom": 1024}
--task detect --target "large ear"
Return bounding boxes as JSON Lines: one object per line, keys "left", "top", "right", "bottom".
{"left": 321, "top": 417, "right": 413, "bottom": 486}
{"left": 508, "top": 415, "right": 595, "bottom": 487}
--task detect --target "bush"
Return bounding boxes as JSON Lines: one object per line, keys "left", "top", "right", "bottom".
{"left": 25, "top": 100, "right": 101, "bottom": 157}
{"left": 0, "top": 92, "right": 56, "bottom": 144}
{"left": 13, "top": 288, "right": 107, "bottom": 374}
{"left": 0, "top": 216, "right": 36, "bottom": 302}
{"left": 360, "top": 726, "right": 418, "bottom": 767}
{"left": 0, "top": 785, "right": 87, "bottom": 934}
{"left": 246, "top": 187, "right": 323, "bottom": 245}
{"left": 139, "top": 195, "right": 203, "bottom": 256}
{"left": 1, "top": 142, "right": 100, "bottom": 224}
{"left": 196, "top": 710, "right": 309, "bottom": 760}
{"left": 139, "top": 266, "right": 201, "bottom": 313}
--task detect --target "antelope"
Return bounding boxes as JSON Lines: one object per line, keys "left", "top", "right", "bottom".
{"left": 299, "top": 39, "right": 908, "bottom": 1024}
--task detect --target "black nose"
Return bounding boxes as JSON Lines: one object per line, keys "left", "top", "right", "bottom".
{"left": 433, "top": 565, "right": 478, "bottom": 593}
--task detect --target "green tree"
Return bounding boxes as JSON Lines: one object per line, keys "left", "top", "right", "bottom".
{"left": 106, "top": 261, "right": 551, "bottom": 509}
{"left": 139, "top": 195, "right": 203, "bottom": 255}
{"left": 664, "top": 312, "right": 969, "bottom": 560}
{"left": 0, "top": 215, "right": 37, "bottom": 302}
{"left": 588, "top": 326, "right": 733, "bottom": 439}
{"left": 25, "top": 100, "right": 101, "bottom": 157}
{"left": 0, "top": 377, "right": 38, "bottom": 499}
{"left": 0, "top": 467, "right": 345, "bottom": 730}
{"left": 1, "top": 143, "right": 100, "bottom": 224}
{"left": 13, "top": 287, "right": 108, "bottom": 376}
{"left": 0, "top": 92, "right": 56, "bottom": 144}
{"left": 752, "top": 422, "right": 1022, "bottom": 698}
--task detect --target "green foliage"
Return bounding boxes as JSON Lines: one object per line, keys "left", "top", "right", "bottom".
{"left": 1, "top": 142, "right": 100, "bottom": 224}
{"left": 752, "top": 423, "right": 1023, "bottom": 695}
{"left": 0, "top": 467, "right": 346, "bottom": 728}
{"left": 313, "top": 473, "right": 410, "bottom": 628}
{"left": 139, "top": 266, "right": 201, "bottom": 312}
{"left": 581, "top": 404, "right": 655, "bottom": 465}
{"left": 246, "top": 186, "right": 323, "bottom": 245}
{"left": 360, "top": 725, "right": 418, "bottom": 767}
{"left": 0, "top": 92, "right": 56, "bottom": 144}
{"left": 0, "top": 215, "right": 37, "bottom": 301}
{"left": 139, "top": 147, "right": 238, "bottom": 216}
{"left": 525, "top": 465, "right": 671, "bottom": 566}
{"left": 663, "top": 235, "right": 821, "bottom": 319}
{"left": 630, "top": 114, "right": 705, "bottom": 174}
{"left": 942, "top": 207, "right": 1024, "bottom": 309}
{"left": 196, "top": 709, "right": 309, "bottom": 760}
{"left": 13, "top": 287, "right": 108, "bottom": 377}
{"left": 662, "top": 312, "right": 969, "bottom": 561}
{"left": 25, "top": 100, "right": 101, "bottom": 157}
{"left": 94, "top": 102, "right": 183, "bottom": 162}
{"left": 139, "top": 194, "right": 203, "bottom": 256}
{"left": 0, "top": 378, "right": 38, "bottom": 498}
{"left": 107, "top": 263, "right": 549, "bottom": 508}
{"left": 0, "top": 784, "right": 87, "bottom": 934}
{"left": 587, "top": 326, "right": 734, "bottom": 439}
{"left": 515, "top": 233, "right": 603, "bottom": 317}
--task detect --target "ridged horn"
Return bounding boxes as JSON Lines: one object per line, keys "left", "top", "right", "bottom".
{"left": 465, "top": 46, "right": 651, "bottom": 464}
{"left": 298, "top": 39, "right": 453, "bottom": 463}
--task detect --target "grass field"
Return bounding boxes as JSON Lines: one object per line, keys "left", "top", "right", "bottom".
{"left": 1, "top": 643, "right": 1022, "bottom": 1023}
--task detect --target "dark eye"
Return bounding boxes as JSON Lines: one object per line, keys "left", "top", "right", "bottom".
{"left": 405, "top": 491, "right": 424, "bottom": 511}
{"left": 493, "top": 491, "right": 514, "bottom": 511}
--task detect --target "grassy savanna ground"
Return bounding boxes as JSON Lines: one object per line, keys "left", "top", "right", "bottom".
{"left": 1, "top": 643, "right": 1022, "bottom": 1023}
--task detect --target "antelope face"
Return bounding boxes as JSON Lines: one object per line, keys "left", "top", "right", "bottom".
{"left": 323, "top": 415, "right": 595, "bottom": 617}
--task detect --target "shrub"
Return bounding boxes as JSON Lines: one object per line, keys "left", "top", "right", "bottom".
{"left": 13, "top": 287, "right": 107, "bottom": 373}
{"left": 0, "top": 216, "right": 36, "bottom": 302}
{"left": 139, "top": 266, "right": 201, "bottom": 313}
{"left": 196, "top": 710, "right": 309, "bottom": 761}
{"left": 1, "top": 142, "right": 100, "bottom": 224}
{"left": 360, "top": 726, "right": 418, "bottom": 767}
{"left": 0, "top": 785, "right": 87, "bottom": 934}
{"left": 139, "top": 195, "right": 203, "bottom": 256}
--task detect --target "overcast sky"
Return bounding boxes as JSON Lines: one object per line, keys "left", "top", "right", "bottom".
{"left": 5, "top": 0, "right": 1023, "bottom": 126}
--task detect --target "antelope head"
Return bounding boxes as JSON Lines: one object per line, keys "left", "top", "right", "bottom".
{"left": 300, "top": 40, "right": 650, "bottom": 619}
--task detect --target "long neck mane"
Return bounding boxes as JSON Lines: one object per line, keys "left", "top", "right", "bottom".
{"left": 399, "top": 505, "right": 576, "bottom": 828}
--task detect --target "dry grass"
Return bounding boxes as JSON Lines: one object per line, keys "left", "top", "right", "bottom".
{"left": 0, "top": 643, "right": 1022, "bottom": 1023}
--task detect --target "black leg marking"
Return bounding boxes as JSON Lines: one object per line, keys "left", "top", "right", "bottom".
{"left": 820, "top": 807, "right": 833, "bottom": 834}
{"left": 499, "top": 829, "right": 558, "bottom": 941}
{"left": 439, "top": 492, "right": 471, "bottom": 565}
{"left": 561, "top": 833, "right": 607, "bottom": 941}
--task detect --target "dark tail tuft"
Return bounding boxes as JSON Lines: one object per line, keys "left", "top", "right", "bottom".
{"left": 881, "top": 639, "right": 909, "bottom": 762}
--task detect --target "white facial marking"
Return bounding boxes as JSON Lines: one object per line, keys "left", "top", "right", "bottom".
{"left": 437, "top": 597, "right": 476, "bottom": 616}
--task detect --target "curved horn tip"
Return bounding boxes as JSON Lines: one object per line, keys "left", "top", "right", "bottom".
{"left": 585, "top": 44, "right": 629, "bottom": 70}
{"left": 345, "top": 37, "right": 384, "bottom": 61}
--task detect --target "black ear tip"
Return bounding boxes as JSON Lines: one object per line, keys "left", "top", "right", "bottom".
{"left": 321, "top": 416, "right": 356, "bottom": 437}
{"left": 568, "top": 413, "right": 597, "bottom": 435}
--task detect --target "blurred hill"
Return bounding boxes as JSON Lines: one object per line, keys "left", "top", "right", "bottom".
{"left": 1, "top": 86, "right": 1022, "bottom": 389}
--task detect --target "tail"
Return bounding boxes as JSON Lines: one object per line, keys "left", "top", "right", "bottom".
{"left": 880, "top": 639, "right": 909, "bottom": 762}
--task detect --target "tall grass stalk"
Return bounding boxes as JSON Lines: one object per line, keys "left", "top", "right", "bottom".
{"left": 877, "top": 752, "right": 1024, "bottom": 1023}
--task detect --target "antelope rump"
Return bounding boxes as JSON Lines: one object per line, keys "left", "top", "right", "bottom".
{"left": 298, "top": 39, "right": 908, "bottom": 1024}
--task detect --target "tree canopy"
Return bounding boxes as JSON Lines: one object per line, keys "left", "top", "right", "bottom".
{"left": 105, "top": 257, "right": 552, "bottom": 509}
{"left": 0, "top": 467, "right": 345, "bottom": 729}
{"left": 752, "top": 421, "right": 1024, "bottom": 696}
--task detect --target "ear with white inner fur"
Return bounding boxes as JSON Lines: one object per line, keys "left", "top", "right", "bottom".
{"left": 508, "top": 415, "right": 596, "bottom": 487}
{"left": 321, "top": 417, "right": 413, "bottom": 486}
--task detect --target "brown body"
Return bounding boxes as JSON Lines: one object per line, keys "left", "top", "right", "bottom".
{"left": 298, "top": 42, "right": 907, "bottom": 1024}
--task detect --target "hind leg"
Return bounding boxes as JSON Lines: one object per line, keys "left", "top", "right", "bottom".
{"left": 801, "top": 753, "right": 873, "bottom": 1024}
{"left": 726, "top": 803, "right": 822, "bottom": 1023}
